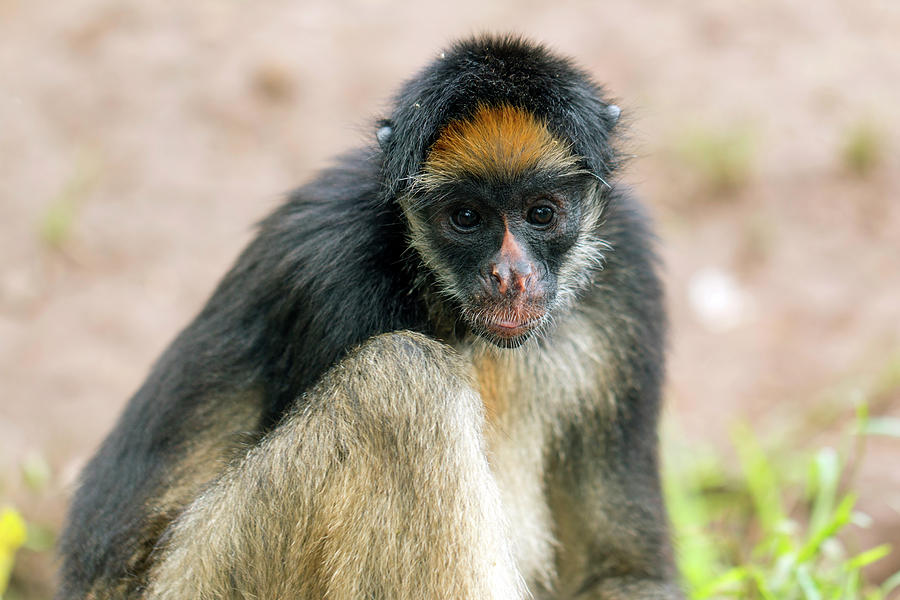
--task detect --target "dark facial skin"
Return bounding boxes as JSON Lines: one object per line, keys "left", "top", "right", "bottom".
{"left": 417, "top": 173, "right": 588, "bottom": 348}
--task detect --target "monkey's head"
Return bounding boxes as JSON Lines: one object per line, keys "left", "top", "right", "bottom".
{"left": 379, "top": 35, "right": 622, "bottom": 348}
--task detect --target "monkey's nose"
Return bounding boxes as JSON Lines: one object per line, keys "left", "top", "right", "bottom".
{"left": 490, "top": 261, "right": 533, "bottom": 296}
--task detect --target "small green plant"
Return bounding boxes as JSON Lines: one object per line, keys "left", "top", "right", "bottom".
{"left": 675, "top": 126, "right": 756, "bottom": 195}
{"left": 19, "top": 455, "right": 50, "bottom": 495}
{"left": 842, "top": 121, "right": 883, "bottom": 177}
{"left": 666, "top": 409, "right": 900, "bottom": 599}
{"left": 37, "top": 152, "right": 102, "bottom": 249}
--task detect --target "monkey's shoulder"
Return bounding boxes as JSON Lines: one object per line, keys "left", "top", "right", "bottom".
{"left": 260, "top": 150, "right": 425, "bottom": 330}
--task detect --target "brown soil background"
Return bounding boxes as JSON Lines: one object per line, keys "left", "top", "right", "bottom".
{"left": 1, "top": 0, "right": 898, "bottom": 596}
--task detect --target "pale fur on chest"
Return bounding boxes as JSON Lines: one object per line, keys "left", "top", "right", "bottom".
{"left": 461, "top": 315, "right": 610, "bottom": 595}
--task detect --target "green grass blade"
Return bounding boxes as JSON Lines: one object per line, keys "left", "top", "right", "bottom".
{"left": 798, "top": 494, "right": 856, "bottom": 562}
{"left": 808, "top": 448, "right": 840, "bottom": 549}
{"left": 797, "top": 565, "right": 822, "bottom": 600}
{"left": 846, "top": 544, "right": 891, "bottom": 571}
{"left": 732, "top": 424, "right": 785, "bottom": 535}
{"left": 863, "top": 417, "right": 900, "bottom": 438}
{"left": 693, "top": 567, "right": 750, "bottom": 599}
{"left": 878, "top": 569, "right": 900, "bottom": 596}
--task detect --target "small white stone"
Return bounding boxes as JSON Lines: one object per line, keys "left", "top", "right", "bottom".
{"left": 687, "top": 267, "right": 748, "bottom": 332}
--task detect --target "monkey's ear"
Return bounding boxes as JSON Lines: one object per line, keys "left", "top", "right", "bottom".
{"left": 376, "top": 119, "right": 394, "bottom": 150}
{"left": 606, "top": 104, "right": 621, "bottom": 125}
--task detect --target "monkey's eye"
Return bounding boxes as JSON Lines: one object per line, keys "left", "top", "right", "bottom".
{"left": 527, "top": 206, "right": 555, "bottom": 226}
{"left": 451, "top": 208, "right": 481, "bottom": 231}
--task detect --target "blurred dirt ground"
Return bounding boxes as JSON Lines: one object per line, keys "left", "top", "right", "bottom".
{"left": 1, "top": 0, "right": 898, "bottom": 596}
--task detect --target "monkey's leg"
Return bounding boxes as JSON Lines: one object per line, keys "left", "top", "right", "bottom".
{"left": 145, "top": 331, "right": 524, "bottom": 600}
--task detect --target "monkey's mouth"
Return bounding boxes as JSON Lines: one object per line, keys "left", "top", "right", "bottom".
{"left": 485, "top": 318, "right": 538, "bottom": 338}
{"left": 470, "top": 307, "right": 546, "bottom": 347}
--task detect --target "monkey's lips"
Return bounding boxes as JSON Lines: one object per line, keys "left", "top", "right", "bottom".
{"left": 487, "top": 319, "right": 536, "bottom": 337}
{"left": 478, "top": 310, "right": 545, "bottom": 342}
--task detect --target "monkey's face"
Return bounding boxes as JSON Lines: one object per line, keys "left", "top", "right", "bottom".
{"left": 411, "top": 176, "right": 590, "bottom": 347}
{"left": 404, "top": 104, "right": 605, "bottom": 348}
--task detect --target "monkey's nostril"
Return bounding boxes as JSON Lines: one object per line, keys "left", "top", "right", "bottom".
{"left": 490, "top": 269, "right": 508, "bottom": 295}
{"left": 515, "top": 273, "right": 532, "bottom": 293}
{"left": 489, "top": 264, "right": 502, "bottom": 280}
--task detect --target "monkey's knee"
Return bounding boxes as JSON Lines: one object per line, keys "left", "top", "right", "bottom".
{"left": 308, "top": 331, "right": 484, "bottom": 446}
{"left": 332, "top": 331, "right": 475, "bottom": 402}
{"left": 350, "top": 330, "right": 469, "bottom": 379}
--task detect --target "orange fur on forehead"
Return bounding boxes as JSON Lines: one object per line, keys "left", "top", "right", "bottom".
{"left": 420, "top": 104, "right": 580, "bottom": 187}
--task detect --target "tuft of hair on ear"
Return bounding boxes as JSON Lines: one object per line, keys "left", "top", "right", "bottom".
{"left": 606, "top": 104, "right": 621, "bottom": 125}
{"left": 375, "top": 119, "right": 394, "bottom": 151}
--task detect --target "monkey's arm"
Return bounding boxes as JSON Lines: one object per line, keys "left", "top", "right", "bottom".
{"left": 56, "top": 152, "right": 425, "bottom": 599}
{"left": 550, "top": 393, "right": 683, "bottom": 600}
{"left": 551, "top": 197, "right": 683, "bottom": 600}
{"left": 145, "top": 332, "right": 523, "bottom": 600}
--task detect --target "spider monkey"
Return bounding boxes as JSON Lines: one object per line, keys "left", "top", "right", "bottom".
{"left": 57, "top": 34, "right": 682, "bottom": 599}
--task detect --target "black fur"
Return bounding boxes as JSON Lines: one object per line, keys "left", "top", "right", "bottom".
{"left": 57, "top": 34, "right": 673, "bottom": 598}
